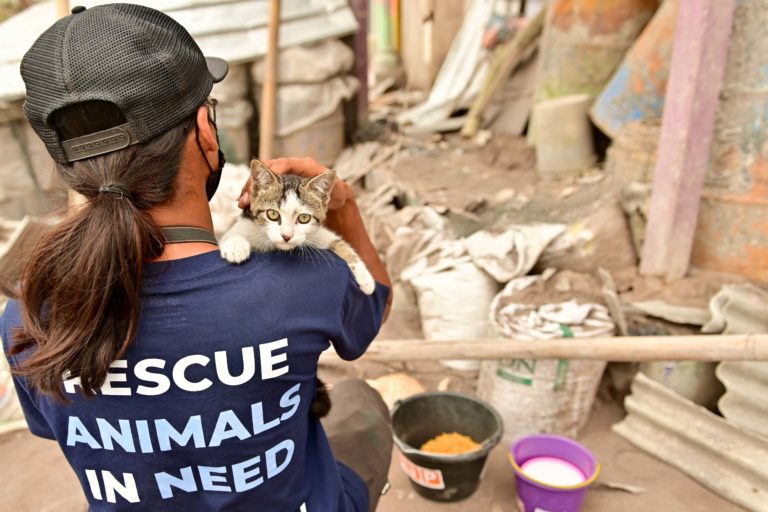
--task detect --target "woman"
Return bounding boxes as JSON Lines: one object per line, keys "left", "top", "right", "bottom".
{"left": 1, "top": 4, "right": 392, "bottom": 511}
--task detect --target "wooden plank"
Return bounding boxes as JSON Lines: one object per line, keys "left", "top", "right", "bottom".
{"left": 55, "top": 0, "right": 84, "bottom": 210}
{"left": 400, "top": 0, "right": 465, "bottom": 91}
{"left": 57, "top": 0, "right": 86, "bottom": 210}
{"left": 319, "top": 334, "right": 768, "bottom": 364}
{"left": 56, "top": 0, "right": 68, "bottom": 17}
{"left": 349, "top": 0, "right": 369, "bottom": 128}
{"left": 461, "top": 7, "right": 544, "bottom": 138}
{"left": 640, "top": 0, "right": 736, "bottom": 279}
{"left": 258, "top": 0, "right": 281, "bottom": 160}
{"left": 488, "top": 45, "right": 539, "bottom": 136}
{"left": 397, "top": 0, "right": 495, "bottom": 127}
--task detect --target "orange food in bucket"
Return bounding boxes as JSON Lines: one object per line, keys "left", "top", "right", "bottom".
{"left": 420, "top": 432, "right": 482, "bottom": 455}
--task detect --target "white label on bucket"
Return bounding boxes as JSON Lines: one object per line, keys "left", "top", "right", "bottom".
{"left": 534, "top": 508, "right": 555, "bottom": 512}
{"left": 398, "top": 453, "right": 446, "bottom": 490}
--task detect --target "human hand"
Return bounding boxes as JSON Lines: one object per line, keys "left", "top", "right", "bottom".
{"left": 238, "top": 157, "right": 351, "bottom": 210}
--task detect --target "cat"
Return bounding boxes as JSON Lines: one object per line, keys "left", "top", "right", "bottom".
{"left": 219, "top": 159, "right": 377, "bottom": 417}
{"left": 219, "top": 159, "right": 376, "bottom": 295}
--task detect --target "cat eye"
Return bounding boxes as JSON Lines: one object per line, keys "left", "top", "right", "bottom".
{"left": 297, "top": 214, "right": 312, "bottom": 224}
{"left": 266, "top": 209, "right": 280, "bottom": 221}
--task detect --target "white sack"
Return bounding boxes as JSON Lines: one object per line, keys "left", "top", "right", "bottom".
{"left": 251, "top": 39, "right": 355, "bottom": 84}
{"left": 465, "top": 223, "right": 565, "bottom": 282}
{"left": 257, "top": 75, "right": 359, "bottom": 137}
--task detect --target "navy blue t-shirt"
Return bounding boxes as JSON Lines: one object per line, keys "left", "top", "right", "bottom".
{"left": 1, "top": 250, "right": 390, "bottom": 511}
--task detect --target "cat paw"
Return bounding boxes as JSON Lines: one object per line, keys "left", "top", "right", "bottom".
{"left": 351, "top": 264, "right": 376, "bottom": 295}
{"left": 220, "top": 236, "right": 252, "bottom": 264}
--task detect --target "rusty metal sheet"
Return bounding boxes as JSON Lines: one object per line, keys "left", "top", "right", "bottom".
{"left": 589, "top": 0, "right": 678, "bottom": 137}
{"left": 535, "top": 0, "right": 660, "bottom": 101}
{"left": 692, "top": 0, "right": 768, "bottom": 281}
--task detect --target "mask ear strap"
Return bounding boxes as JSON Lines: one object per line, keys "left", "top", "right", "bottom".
{"left": 194, "top": 122, "right": 215, "bottom": 174}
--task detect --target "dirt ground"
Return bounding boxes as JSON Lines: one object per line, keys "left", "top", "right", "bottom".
{"left": 0, "top": 396, "right": 744, "bottom": 512}
{"left": 0, "top": 133, "right": 753, "bottom": 511}
{"left": 378, "top": 396, "right": 744, "bottom": 512}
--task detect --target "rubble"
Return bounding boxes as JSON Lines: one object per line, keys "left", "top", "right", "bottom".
{"left": 3, "top": 1, "right": 768, "bottom": 511}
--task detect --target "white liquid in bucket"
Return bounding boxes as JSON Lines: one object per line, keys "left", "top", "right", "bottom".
{"left": 520, "top": 457, "right": 586, "bottom": 487}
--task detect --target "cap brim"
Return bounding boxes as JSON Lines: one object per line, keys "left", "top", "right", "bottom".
{"left": 206, "top": 57, "right": 229, "bottom": 83}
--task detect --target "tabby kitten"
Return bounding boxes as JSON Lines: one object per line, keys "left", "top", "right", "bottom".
{"left": 219, "top": 160, "right": 375, "bottom": 295}
{"left": 219, "top": 160, "right": 377, "bottom": 418}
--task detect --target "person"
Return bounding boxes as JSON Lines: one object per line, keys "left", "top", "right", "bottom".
{"left": 0, "top": 4, "right": 393, "bottom": 512}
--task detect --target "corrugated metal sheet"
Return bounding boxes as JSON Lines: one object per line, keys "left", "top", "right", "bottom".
{"left": 703, "top": 284, "right": 768, "bottom": 439}
{"left": 717, "top": 362, "right": 768, "bottom": 439}
{"left": 0, "top": 0, "right": 357, "bottom": 102}
{"left": 614, "top": 372, "right": 768, "bottom": 512}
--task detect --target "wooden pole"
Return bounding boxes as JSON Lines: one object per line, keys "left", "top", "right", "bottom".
{"left": 350, "top": 0, "right": 370, "bottom": 129}
{"left": 319, "top": 335, "right": 768, "bottom": 364}
{"left": 55, "top": 0, "right": 85, "bottom": 209}
{"left": 259, "top": 0, "right": 281, "bottom": 160}
{"left": 461, "top": 7, "right": 544, "bottom": 138}
{"left": 640, "top": 0, "right": 736, "bottom": 280}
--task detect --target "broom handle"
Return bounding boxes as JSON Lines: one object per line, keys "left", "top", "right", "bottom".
{"left": 319, "top": 335, "right": 768, "bottom": 364}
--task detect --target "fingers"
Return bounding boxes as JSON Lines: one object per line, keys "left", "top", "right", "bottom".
{"left": 238, "top": 190, "right": 251, "bottom": 209}
{"left": 237, "top": 177, "right": 252, "bottom": 209}
{"left": 327, "top": 180, "right": 351, "bottom": 211}
{"left": 262, "top": 157, "right": 329, "bottom": 177}
{"left": 240, "top": 157, "right": 350, "bottom": 211}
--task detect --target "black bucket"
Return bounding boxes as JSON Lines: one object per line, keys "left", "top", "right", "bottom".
{"left": 391, "top": 391, "right": 504, "bottom": 502}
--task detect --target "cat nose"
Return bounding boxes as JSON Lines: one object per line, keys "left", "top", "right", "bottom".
{"left": 282, "top": 234, "right": 292, "bottom": 242}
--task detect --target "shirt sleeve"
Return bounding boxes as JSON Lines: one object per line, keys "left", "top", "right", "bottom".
{"left": 9, "top": 374, "right": 56, "bottom": 439}
{"left": 330, "top": 273, "right": 390, "bottom": 361}
{"left": 1, "top": 302, "right": 56, "bottom": 440}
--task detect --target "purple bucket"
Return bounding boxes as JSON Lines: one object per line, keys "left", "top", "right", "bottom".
{"left": 508, "top": 434, "right": 600, "bottom": 512}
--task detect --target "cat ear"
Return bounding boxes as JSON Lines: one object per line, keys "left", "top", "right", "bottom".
{"left": 250, "top": 159, "right": 279, "bottom": 191}
{"left": 305, "top": 171, "right": 336, "bottom": 205}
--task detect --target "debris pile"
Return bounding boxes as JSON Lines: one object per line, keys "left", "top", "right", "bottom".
{"left": 349, "top": 0, "right": 768, "bottom": 508}
{"left": 1, "top": 0, "right": 768, "bottom": 510}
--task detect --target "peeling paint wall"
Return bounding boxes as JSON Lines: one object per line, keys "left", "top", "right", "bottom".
{"left": 692, "top": 0, "right": 768, "bottom": 280}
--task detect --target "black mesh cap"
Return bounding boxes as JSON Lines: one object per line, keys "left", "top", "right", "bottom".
{"left": 20, "top": 3, "right": 228, "bottom": 163}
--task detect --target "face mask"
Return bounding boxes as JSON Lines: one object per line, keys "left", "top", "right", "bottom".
{"left": 195, "top": 122, "right": 226, "bottom": 201}
{"left": 205, "top": 146, "right": 225, "bottom": 201}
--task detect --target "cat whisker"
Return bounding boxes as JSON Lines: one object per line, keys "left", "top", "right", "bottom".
{"left": 305, "top": 245, "right": 324, "bottom": 267}
{"left": 306, "top": 242, "right": 334, "bottom": 268}
{"left": 298, "top": 244, "right": 311, "bottom": 264}
{"left": 221, "top": 167, "right": 370, "bottom": 294}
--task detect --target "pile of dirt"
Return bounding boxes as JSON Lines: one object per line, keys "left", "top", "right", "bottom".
{"left": 509, "top": 270, "right": 605, "bottom": 307}
{"left": 616, "top": 267, "right": 752, "bottom": 309}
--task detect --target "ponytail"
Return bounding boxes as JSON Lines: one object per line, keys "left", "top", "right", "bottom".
{"left": 9, "top": 101, "right": 196, "bottom": 400}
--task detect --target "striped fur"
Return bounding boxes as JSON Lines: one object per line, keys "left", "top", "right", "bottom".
{"left": 220, "top": 160, "right": 375, "bottom": 295}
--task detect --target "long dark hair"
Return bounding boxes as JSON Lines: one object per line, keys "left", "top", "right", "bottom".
{"left": 8, "top": 100, "right": 197, "bottom": 400}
